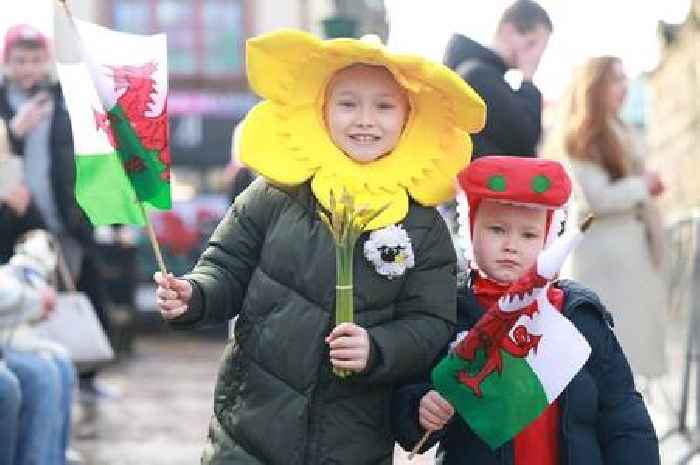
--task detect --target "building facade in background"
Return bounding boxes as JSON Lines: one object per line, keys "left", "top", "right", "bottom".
{"left": 647, "top": 0, "right": 700, "bottom": 216}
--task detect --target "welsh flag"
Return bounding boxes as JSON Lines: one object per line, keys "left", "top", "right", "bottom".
{"left": 432, "top": 226, "right": 592, "bottom": 450}
{"left": 56, "top": 18, "right": 170, "bottom": 225}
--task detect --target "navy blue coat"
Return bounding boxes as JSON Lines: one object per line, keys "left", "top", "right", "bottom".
{"left": 393, "top": 280, "right": 660, "bottom": 465}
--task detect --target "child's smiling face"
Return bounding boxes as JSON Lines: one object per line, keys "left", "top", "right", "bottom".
{"left": 472, "top": 200, "right": 547, "bottom": 284}
{"left": 324, "top": 64, "right": 409, "bottom": 163}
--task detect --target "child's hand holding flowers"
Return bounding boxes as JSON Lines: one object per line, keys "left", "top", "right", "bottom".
{"left": 326, "top": 322, "right": 371, "bottom": 373}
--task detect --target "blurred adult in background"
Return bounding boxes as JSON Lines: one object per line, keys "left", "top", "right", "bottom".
{"left": 1, "top": 230, "right": 76, "bottom": 465}
{"left": 563, "top": 55, "right": 667, "bottom": 381}
{"left": 444, "top": 0, "right": 552, "bottom": 159}
{"left": 223, "top": 122, "right": 256, "bottom": 205}
{"left": 0, "top": 120, "right": 44, "bottom": 264}
{"left": 0, "top": 24, "right": 110, "bottom": 399}
{"left": 2, "top": 111, "right": 78, "bottom": 465}
{"left": 226, "top": 164, "right": 256, "bottom": 205}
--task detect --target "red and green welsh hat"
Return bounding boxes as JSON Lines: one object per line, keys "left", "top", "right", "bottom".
{"left": 457, "top": 156, "right": 572, "bottom": 244}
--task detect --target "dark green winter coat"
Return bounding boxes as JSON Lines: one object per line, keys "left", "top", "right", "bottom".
{"left": 170, "top": 178, "right": 456, "bottom": 465}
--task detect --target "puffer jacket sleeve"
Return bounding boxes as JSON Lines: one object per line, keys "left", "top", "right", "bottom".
{"left": 363, "top": 211, "right": 456, "bottom": 383}
{"left": 169, "top": 179, "right": 278, "bottom": 329}
{"left": 572, "top": 299, "right": 660, "bottom": 465}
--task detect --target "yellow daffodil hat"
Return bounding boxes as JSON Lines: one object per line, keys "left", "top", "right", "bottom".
{"left": 239, "top": 29, "right": 486, "bottom": 229}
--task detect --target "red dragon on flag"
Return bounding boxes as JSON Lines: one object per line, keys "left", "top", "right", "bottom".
{"left": 94, "top": 62, "right": 170, "bottom": 182}
{"left": 454, "top": 268, "right": 548, "bottom": 397}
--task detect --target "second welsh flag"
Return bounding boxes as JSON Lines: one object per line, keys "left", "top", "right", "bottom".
{"left": 56, "top": 18, "right": 170, "bottom": 226}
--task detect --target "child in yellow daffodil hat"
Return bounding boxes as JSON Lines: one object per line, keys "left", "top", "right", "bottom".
{"left": 239, "top": 29, "right": 485, "bottom": 229}
{"left": 154, "top": 29, "right": 486, "bottom": 465}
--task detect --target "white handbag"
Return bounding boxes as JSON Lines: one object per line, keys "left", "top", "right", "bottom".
{"left": 34, "top": 247, "right": 114, "bottom": 363}
{"left": 34, "top": 292, "right": 114, "bottom": 363}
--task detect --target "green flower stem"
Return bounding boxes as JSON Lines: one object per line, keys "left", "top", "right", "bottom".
{"left": 333, "top": 243, "right": 355, "bottom": 378}
{"left": 318, "top": 187, "right": 389, "bottom": 378}
{"left": 335, "top": 245, "right": 354, "bottom": 325}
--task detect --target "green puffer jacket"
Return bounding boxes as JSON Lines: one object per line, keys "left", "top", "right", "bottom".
{"left": 171, "top": 178, "right": 456, "bottom": 465}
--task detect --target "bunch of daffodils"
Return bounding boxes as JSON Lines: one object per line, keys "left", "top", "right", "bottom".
{"left": 318, "top": 188, "right": 388, "bottom": 377}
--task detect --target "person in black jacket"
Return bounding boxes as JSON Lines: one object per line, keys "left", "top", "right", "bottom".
{"left": 444, "top": 0, "right": 552, "bottom": 158}
{"left": 0, "top": 24, "right": 110, "bottom": 399}
{"left": 393, "top": 156, "right": 659, "bottom": 465}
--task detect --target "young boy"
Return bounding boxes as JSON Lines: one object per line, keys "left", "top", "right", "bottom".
{"left": 393, "top": 156, "right": 659, "bottom": 465}
{"left": 154, "top": 30, "right": 485, "bottom": 465}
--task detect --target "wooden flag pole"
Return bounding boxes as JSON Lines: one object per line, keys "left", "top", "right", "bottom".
{"left": 57, "top": 0, "right": 169, "bottom": 278}
{"left": 139, "top": 202, "right": 168, "bottom": 277}
{"left": 408, "top": 431, "right": 431, "bottom": 460}
{"left": 57, "top": 0, "right": 77, "bottom": 28}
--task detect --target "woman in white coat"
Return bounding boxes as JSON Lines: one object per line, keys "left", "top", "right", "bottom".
{"left": 564, "top": 56, "right": 667, "bottom": 379}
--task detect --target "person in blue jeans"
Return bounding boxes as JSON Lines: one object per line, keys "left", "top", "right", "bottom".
{"left": 0, "top": 362, "right": 21, "bottom": 465}
{"left": 5, "top": 351, "right": 75, "bottom": 465}
{"left": 4, "top": 350, "right": 64, "bottom": 465}
{"left": 1, "top": 230, "right": 75, "bottom": 465}
{"left": 51, "top": 355, "right": 74, "bottom": 464}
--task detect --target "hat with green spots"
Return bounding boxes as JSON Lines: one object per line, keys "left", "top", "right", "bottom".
{"left": 456, "top": 155, "right": 572, "bottom": 237}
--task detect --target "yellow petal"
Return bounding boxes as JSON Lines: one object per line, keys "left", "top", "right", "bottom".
{"left": 312, "top": 175, "right": 407, "bottom": 230}
{"left": 239, "top": 102, "right": 317, "bottom": 185}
